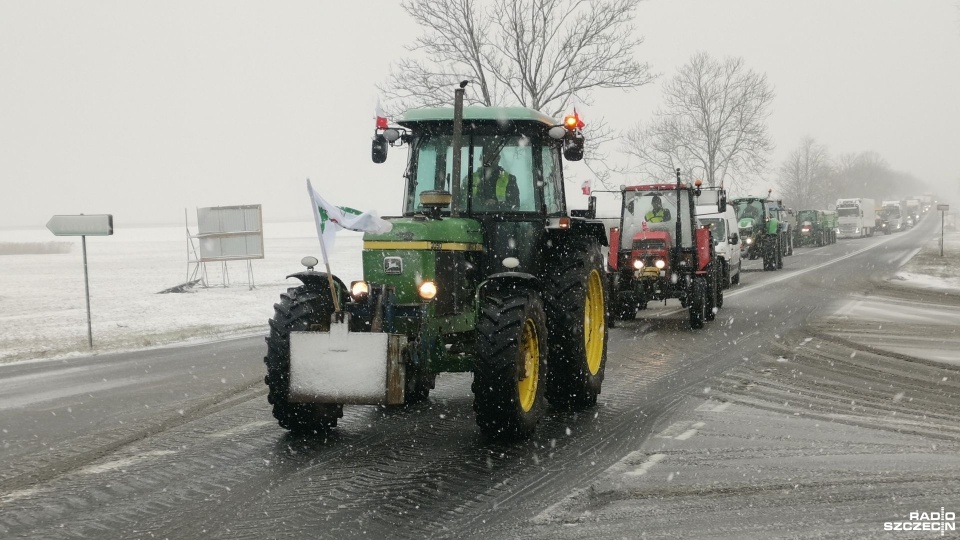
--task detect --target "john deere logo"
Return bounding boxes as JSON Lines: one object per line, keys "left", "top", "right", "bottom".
{"left": 384, "top": 257, "right": 403, "bottom": 275}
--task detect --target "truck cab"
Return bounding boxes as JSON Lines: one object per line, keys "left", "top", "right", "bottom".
{"left": 695, "top": 192, "right": 741, "bottom": 288}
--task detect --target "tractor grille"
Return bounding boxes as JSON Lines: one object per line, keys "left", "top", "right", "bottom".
{"left": 632, "top": 239, "right": 666, "bottom": 250}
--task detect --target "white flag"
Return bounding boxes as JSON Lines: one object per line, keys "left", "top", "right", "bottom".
{"left": 307, "top": 179, "right": 393, "bottom": 256}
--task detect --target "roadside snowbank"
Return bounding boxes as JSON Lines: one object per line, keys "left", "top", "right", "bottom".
{"left": 893, "top": 215, "right": 960, "bottom": 293}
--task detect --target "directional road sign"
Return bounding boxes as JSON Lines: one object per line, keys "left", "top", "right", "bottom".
{"left": 46, "top": 214, "right": 114, "bottom": 236}
{"left": 938, "top": 204, "right": 949, "bottom": 211}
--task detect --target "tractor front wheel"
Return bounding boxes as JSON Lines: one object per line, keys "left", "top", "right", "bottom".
{"left": 264, "top": 285, "right": 344, "bottom": 434}
{"left": 473, "top": 286, "right": 548, "bottom": 439}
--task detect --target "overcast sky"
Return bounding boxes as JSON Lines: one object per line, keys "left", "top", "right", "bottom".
{"left": 1, "top": 0, "right": 958, "bottom": 230}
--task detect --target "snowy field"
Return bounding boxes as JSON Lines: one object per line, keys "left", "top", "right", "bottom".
{"left": 0, "top": 222, "right": 363, "bottom": 364}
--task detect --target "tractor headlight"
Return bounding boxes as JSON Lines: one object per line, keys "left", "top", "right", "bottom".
{"left": 654, "top": 259, "right": 666, "bottom": 269}
{"left": 745, "top": 237, "right": 754, "bottom": 245}
{"left": 633, "top": 259, "right": 644, "bottom": 269}
{"left": 350, "top": 280, "right": 369, "bottom": 299}
{"left": 418, "top": 280, "right": 438, "bottom": 301}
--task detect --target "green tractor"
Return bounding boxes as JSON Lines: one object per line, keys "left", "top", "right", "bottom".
{"left": 794, "top": 209, "right": 837, "bottom": 247}
{"left": 264, "top": 88, "right": 609, "bottom": 439}
{"left": 731, "top": 194, "right": 783, "bottom": 271}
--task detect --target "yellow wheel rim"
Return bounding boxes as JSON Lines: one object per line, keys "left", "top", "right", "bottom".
{"left": 517, "top": 318, "right": 540, "bottom": 413}
{"left": 584, "top": 269, "right": 605, "bottom": 375}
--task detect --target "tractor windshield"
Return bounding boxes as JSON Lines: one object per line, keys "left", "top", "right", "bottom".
{"left": 733, "top": 200, "right": 765, "bottom": 222}
{"left": 620, "top": 190, "right": 693, "bottom": 247}
{"left": 404, "top": 133, "right": 543, "bottom": 215}
{"left": 797, "top": 210, "right": 818, "bottom": 223}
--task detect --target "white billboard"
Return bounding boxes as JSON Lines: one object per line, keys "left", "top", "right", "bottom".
{"left": 195, "top": 205, "right": 264, "bottom": 261}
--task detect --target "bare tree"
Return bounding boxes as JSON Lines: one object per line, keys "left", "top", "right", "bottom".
{"left": 776, "top": 137, "right": 832, "bottom": 210}
{"left": 621, "top": 52, "right": 775, "bottom": 193}
{"left": 380, "top": 0, "right": 654, "bottom": 119}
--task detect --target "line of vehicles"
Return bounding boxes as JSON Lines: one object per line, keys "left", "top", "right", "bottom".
{"left": 259, "top": 91, "right": 936, "bottom": 441}
{"left": 833, "top": 195, "right": 932, "bottom": 239}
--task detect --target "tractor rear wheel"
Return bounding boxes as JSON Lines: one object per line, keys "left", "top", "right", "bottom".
{"left": 762, "top": 237, "right": 777, "bottom": 271}
{"left": 264, "top": 286, "right": 344, "bottom": 434}
{"left": 543, "top": 239, "right": 608, "bottom": 410}
{"left": 689, "top": 277, "right": 707, "bottom": 329}
{"left": 615, "top": 292, "right": 637, "bottom": 321}
{"left": 776, "top": 238, "right": 784, "bottom": 269}
{"left": 473, "top": 286, "right": 548, "bottom": 439}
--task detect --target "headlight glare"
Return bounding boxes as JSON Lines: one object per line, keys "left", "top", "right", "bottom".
{"left": 655, "top": 259, "right": 666, "bottom": 269}
{"left": 418, "top": 280, "right": 438, "bottom": 300}
{"left": 633, "top": 259, "right": 644, "bottom": 269}
{"left": 350, "top": 280, "right": 369, "bottom": 298}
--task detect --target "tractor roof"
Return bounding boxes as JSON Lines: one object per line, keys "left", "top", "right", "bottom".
{"left": 398, "top": 106, "right": 557, "bottom": 127}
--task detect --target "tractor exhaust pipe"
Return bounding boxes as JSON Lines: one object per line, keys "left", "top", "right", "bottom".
{"left": 450, "top": 81, "right": 469, "bottom": 217}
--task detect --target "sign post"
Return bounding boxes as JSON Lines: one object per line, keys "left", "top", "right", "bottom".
{"left": 938, "top": 204, "right": 950, "bottom": 257}
{"left": 46, "top": 214, "right": 114, "bottom": 349}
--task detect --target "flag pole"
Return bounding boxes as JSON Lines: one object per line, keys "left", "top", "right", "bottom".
{"left": 307, "top": 179, "right": 342, "bottom": 314}
{"left": 316, "top": 223, "right": 342, "bottom": 314}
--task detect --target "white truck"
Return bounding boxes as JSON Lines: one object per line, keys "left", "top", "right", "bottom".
{"left": 905, "top": 198, "right": 922, "bottom": 224}
{"left": 835, "top": 198, "right": 876, "bottom": 238}
{"left": 696, "top": 202, "right": 742, "bottom": 288}
{"left": 880, "top": 200, "right": 905, "bottom": 233}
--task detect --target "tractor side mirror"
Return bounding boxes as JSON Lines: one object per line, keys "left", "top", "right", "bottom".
{"left": 372, "top": 134, "right": 389, "bottom": 164}
{"left": 729, "top": 233, "right": 739, "bottom": 245}
{"left": 563, "top": 134, "right": 584, "bottom": 161}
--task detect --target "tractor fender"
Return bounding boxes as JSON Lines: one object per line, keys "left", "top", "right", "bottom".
{"left": 286, "top": 270, "right": 349, "bottom": 299}
{"left": 548, "top": 219, "right": 609, "bottom": 247}
{"left": 571, "top": 219, "right": 609, "bottom": 247}
{"left": 479, "top": 272, "right": 540, "bottom": 294}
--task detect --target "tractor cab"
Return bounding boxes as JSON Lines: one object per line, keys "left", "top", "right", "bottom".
{"left": 608, "top": 175, "right": 723, "bottom": 329}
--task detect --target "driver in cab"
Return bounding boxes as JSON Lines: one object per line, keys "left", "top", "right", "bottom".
{"left": 645, "top": 195, "right": 672, "bottom": 223}
{"left": 469, "top": 149, "right": 520, "bottom": 210}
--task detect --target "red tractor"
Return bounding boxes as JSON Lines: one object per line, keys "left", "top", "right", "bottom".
{"left": 608, "top": 171, "right": 724, "bottom": 329}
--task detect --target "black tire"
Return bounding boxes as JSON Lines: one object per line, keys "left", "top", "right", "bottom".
{"left": 762, "top": 237, "right": 776, "bottom": 271}
{"left": 473, "top": 286, "right": 548, "bottom": 439}
{"left": 402, "top": 345, "right": 434, "bottom": 404}
{"left": 776, "top": 237, "right": 784, "bottom": 269}
{"left": 542, "top": 238, "right": 609, "bottom": 410}
{"left": 688, "top": 277, "right": 707, "bottom": 329}
{"left": 615, "top": 292, "right": 637, "bottom": 321}
{"left": 731, "top": 260, "right": 741, "bottom": 285}
{"left": 264, "top": 285, "right": 344, "bottom": 434}
{"left": 713, "top": 262, "right": 724, "bottom": 311}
